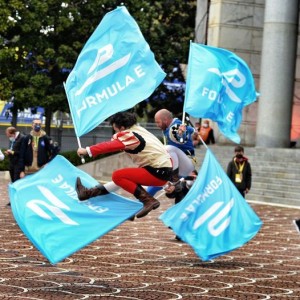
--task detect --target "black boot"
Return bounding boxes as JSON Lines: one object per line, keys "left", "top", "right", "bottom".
{"left": 76, "top": 177, "right": 108, "bottom": 201}
{"left": 171, "top": 168, "right": 182, "bottom": 192}
{"left": 134, "top": 185, "right": 160, "bottom": 218}
{"left": 171, "top": 168, "right": 180, "bottom": 183}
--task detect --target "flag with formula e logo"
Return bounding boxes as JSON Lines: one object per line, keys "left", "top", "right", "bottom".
{"left": 65, "top": 6, "right": 166, "bottom": 137}
{"left": 9, "top": 155, "right": 143, "bottom": 264}
{"left": 160, "top": 148, "right": 262, "bottom": 261}
{"left": 183, "top": 42, "right": 258, "bottom": 144}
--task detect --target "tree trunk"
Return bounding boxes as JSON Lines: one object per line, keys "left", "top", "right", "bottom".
{"left": 44, "top": 108, "right": 52, "bottom": 136}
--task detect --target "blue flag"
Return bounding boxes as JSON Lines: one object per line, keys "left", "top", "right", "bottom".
{"left": 8, "top": 155, "right": 143, "bottom": 264}
{"left": 65, "top": 6, "right": 166, "bottom": 137}
{"left": 160, "top": 149, "right": 262, "bottom": 261}
{"left": 184, "top": 42, "right": 257, "bottom": 143}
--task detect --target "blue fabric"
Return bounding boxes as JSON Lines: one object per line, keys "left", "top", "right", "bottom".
{"left": 9, "top": 155, "right": 143, "bottom": 264}
{"left": 65, "top": 6, "right": 166, "bottom": 137}
{"left": 184, "top": 42, "right": 258, "bottom": 144}
{"left": 159, "top": 149, "right": 262, "bottom": 261}
{"left": 147, "top": 185, "right": 162, "bottom": 196}
{"left": 163, "top": 118, "right": 195, "bottom": 155}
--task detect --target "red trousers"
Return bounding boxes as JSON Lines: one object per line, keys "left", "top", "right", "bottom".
{"left": 112, "top": 168, "right": 167, "bottom": 194}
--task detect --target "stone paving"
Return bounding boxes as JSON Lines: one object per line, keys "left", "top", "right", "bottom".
{"left": 0, "top": 177, "right": 300, "bottom": 299}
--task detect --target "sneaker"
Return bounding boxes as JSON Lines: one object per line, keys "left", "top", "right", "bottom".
{"left": 293, "top": 219, "right": 300, "bottom": 233}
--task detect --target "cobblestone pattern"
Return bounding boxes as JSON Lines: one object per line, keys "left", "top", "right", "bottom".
{"left": 0, "top": 179, "right": 300, "bottom": 299}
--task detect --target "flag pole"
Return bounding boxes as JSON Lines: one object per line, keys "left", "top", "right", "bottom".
{"left": 76, "top": 136, "right": 86, "bottom": 164}
{"left": 63, "top": 82, "right": 85, "bottom": 164}
{"left": 184, "top": 114, "right": 209, "bottom": 150}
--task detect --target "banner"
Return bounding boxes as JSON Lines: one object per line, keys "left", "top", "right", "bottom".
{"left": 160, "top": 149, "right": 262, "bottom": 261}
{"left": 184, "top": 42, "right": 257, "bottom": 143}
{"left": 9, "top": 155, "right": 143, "bottom": 264}
{"left": 65, "top": 6, "right": 166, "bottom": 137}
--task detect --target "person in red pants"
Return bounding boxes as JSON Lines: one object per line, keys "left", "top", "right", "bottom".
{"left": 76, "top": 111, "right": 173, "bottom": 219}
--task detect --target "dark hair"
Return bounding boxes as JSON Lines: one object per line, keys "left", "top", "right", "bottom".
{"left": 109, "top": 112, "right": 137, "bottom": 129}
{"left": 234, "top": 145, "right": 244, "bottom": 152}
{"left": 6, "top": 126, "right": 16, "bottom": 134}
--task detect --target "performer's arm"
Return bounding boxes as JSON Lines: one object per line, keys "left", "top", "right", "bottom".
{"left": 88, "top": 139, "right": 125, "bottom": 157}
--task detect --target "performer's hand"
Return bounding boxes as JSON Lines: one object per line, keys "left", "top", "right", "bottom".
{"left": 178, "top": 124, "right": 186, "bottom": 135}
{"left": 77, "top": 148, "right": 87, "bottom": 156}
{"left": 164, "top": 184, "right": 175, "bottom": 194}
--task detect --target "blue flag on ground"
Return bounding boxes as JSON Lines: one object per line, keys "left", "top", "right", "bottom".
{"left": 160, "top": 149, "right": 262, "bottom": 261}
{"left": 8, "top": 155, "right": 143, "bottom": 264}
{"left": 65, "top": 6, "right": 166, "bottom": 137}
{"left": 184, "top": 42, "right": 257, "bottom": 143}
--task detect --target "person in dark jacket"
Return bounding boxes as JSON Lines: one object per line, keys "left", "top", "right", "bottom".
{"left": 4, "top": 127, "right": 25, "bottom": 206}
{"left": 19, "top": 118, "right": 56, "bottom": 177}
{"left": 226, "top": 145, "right": 252, "bottom": 197}
{"left": 4, "top": 127, "right": 25, "bottom": 183}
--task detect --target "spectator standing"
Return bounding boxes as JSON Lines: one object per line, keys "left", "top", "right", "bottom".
{"left": 4, "top": 127, "right": 25, "bottom": 206}
{"left": 19, "top": 118, "right": 57, "bottom": 178}
{"left": 195, "top": 119, "right": 215, "bottom": 146}
{"left": 4, "top": 127, "right": 25, "bottom": 183}
{"left": 226, "top": 145, "right": 252, "bottom": 197}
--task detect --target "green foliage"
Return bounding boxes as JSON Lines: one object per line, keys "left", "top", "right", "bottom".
{"left": 0, "top": 157, "right": 9, "bottom": 171}
{"left": 59, "top": 150, "right": 94, "bottom": 166}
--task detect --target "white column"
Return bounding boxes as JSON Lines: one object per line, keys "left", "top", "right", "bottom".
{"left": 256, "top": 0, "right": 299, "bottom": 147}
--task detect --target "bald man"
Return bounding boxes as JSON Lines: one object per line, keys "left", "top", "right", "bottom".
{"left": 147, "top": 109, "right": 197, "bottom": 198}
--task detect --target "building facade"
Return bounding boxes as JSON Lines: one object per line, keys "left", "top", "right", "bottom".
{"left": 196, "top": 0, "right": 300, "bottom": 147}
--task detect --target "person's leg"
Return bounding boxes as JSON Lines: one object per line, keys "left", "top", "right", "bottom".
{"left": 112, "top": 168, "right": 167, "bottom": 218}
{"left": 111, "top": 168, "right": 167, "bottom": 194}
{"left": 165, "top": 145, "right": 194, "bottom": 177}
{"left": 9, "top": 166, "right": 14, "bottom": 183}
{"left": 76, "top": 177, "right": 109, "bottom": 200}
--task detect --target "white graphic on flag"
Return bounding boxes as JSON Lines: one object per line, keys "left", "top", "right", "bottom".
{"left": 76, "top": 44, "right": 131, "bottom": 96}
{"left": 207, "top": 68, "right": 245, "bottom": 103}
{"left": 193, "top": 198, "right": 234, "bottom": 237}
{"left": 26, "top": 185, "right": 78, "bottom": 226}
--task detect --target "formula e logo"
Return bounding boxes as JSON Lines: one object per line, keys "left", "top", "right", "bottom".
{"left": 193, "top": 198, "right": 234, "bottom": 236}
{"left": 202, "top": 68, "right": 245, "bottom": 103}
{"left": 75, "top": 44, "right": 131, "bottom": 96}
{"left": 26, "top": 185, "right": 78, "bottom": 226}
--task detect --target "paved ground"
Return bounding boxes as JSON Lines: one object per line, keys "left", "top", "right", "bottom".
{"left": 0, "top": 177, "right": 300, "bottom": 299}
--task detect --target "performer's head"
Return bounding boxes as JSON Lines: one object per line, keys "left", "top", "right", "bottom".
{"left": 154, "top": 109, "right": 173, "bottom": 130}
{"left": 110, "top": 111, "right": 137, "bottom": 132}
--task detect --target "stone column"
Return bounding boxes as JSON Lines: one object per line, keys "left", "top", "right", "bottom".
{"left": 195, "top": 0, "right": 209, "bottom": 43}
{"left": 256, "top": 0, "right": 299, "bottom": 147}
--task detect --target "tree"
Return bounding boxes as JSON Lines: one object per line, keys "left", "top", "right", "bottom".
{"left": 0, "top": 0, "right": 196, "bottom": 131}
